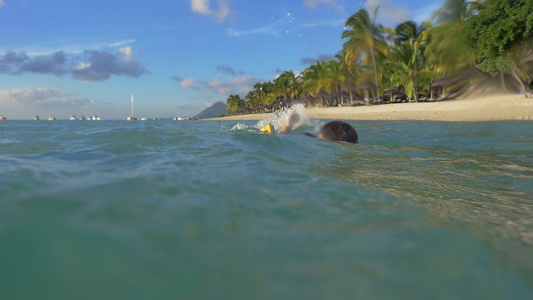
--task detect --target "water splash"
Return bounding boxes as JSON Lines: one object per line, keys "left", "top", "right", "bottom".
{"left": 255, "top": 103, "right": 311, "bottom": 133}
{"left": 231, "top": 123, "right": 249, "bottom": 131}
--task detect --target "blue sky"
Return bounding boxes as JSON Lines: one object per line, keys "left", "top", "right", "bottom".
{"left": 0, "top": 0, "right": 444, "bottom": 119}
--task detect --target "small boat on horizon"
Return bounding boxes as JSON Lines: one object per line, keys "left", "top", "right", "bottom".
{"left": 34, "top": 116, "right": 40, "bottom": 120}
{"left": 70, "top": 115, "right": 76, "bottom": 120}
{"left": 87, "top": 115, "right": 102, "bottom": 121}
{"left": 48, "top": 116, "right": 56, "bottom": 121}
{"left": 0, "top": 115, "right": 7, "bottom": 121}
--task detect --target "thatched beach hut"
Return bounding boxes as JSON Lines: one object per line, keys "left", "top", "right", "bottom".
{"left": 356, "top": 81, "right": 378, "bottom": 104}
{"left": 431, "top": 66, "right": 490, "bottom": 100}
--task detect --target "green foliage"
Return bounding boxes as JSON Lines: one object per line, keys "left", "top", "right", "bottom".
{"left": 477, "top": 56, "right": 513, "bottom": 75}
{"left": 463, "top": 0, "right": 533, "bottom": 58}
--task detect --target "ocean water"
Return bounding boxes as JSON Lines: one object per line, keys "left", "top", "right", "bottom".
{"left": 0, "top": 119, "right": 532, "bottom": 299}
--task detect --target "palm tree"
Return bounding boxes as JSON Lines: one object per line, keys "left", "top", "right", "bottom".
{"left": 319, "top": 59, "right": 348, "bottom": 106}
{"left": 427, "top": 0, "right": 482, "bottom": 76}
{"left": 388, "top": 39, "right": 434, "bottom": 101}
{"left": 342, "top": 8, "right": 389, "bottom": 94}
{"left": 226, "top": 94, "right": 244, "bottom": 115}
{"left": 273, "top": 71, "right": 300, "bottom": 102}
{"left": 301, "top": 61, "right": 327, "bottom": 104}
{"left": 394, "top": 20, "right": 431, "bottom": 45}
{"left": 300, "top": 62, "right": 319, "bottom": 106}
{"left": 385, "top": 20, "right": 434, "bottom": 101}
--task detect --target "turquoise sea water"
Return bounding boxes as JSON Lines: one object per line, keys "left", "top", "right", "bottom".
{"left": 0, "top": 119, "right": 532, "bottom": 299}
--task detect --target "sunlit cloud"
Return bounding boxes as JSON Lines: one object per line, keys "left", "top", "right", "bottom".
{"left": 362, "top": 0, "right": 412, "bottom": 26}
{"left": 228, "top": 22, "right": 281, "bottom": 37}
{"left": 179, "top": 73, "right": 264, "bottom": 97}
{"left": 0, "top": 87, "right": 93, "bottom": 108}
{"left": 25, "top": 39, "right": 137, "bottom": 57}
{"left": 118, "top": 46, "right": 133, "bottom": 60}
{"left": 70, "top": 47, "right": 148, "bottom": 82}
{"left": 228, "top": 15, "right": 343, "bottom": 38}
{"left": 304, "top": 0, "right": 345, "bottom": 12}
{"left": 298, "top": 19, "right": 345, "bottom": 29}
{"left": 190, "top": 0, "right": 232, "bottom": 23}
{"left": 0, "top": 0, "right": 4, "bottom": 9}
{"left": 204, "top": 74, "right": 261, "bottom": 96}
{"left": 180, "top": 78, "right": 202, "bottom": 90}
{"left": 75, "top": 62, "right": 91, "bottom": 71}
{"left": 0, "top": 86, "right": 115, "bottom": 119}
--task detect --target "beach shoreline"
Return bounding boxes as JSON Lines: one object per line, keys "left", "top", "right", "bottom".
{"left": 206, "top": 94, "right": 533, "bottom": 122}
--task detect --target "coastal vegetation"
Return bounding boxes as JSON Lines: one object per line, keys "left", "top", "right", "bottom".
{"left": 226, "top": 0, "right": 533, "bottom": 116}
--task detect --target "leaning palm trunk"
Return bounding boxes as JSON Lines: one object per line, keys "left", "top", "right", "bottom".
{"left": 500, "top": 71, "right": 508, "bottom": 93}
{"left": 370, "top": 50, "right": 380, "bottom": 98}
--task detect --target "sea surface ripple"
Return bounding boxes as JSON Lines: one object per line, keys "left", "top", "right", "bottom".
{"left": 0, "top": 120, "right": 532, "bottom": 299}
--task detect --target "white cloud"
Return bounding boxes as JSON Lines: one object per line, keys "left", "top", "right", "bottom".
{"left": 179, "top": 74, "right": 263, "bottom": 97}
{"left": 363, "top": 0, "right": 412, "bottom": 27}
{"left": 75, "top": 62, "right": 91, "bottom": 70}
{"left": 180, "top": 78, "right": 202, "bottom": 90}
{"left": 118, "top": 46, "right": 133, "bottom": 60}
{"left": 25, "top": 39, "right": 136, "bottom": 57}
{"left": 0, "top": 87, "right": 116, "bottom": 119}
{"left": 304, "top": 0, "right": 344, "bottom": 12}
{"left": 207, "top": 75, "right": 223, "bottom": 89}
{"left": 109, "top": 39, "right": 136, "bottom": 48}
{"left": 207, "top": 75, "right": 259, "bottom": 96}
{"left": 0, "top": 87, "right": 93, "bottom": 109}
{"left": 228, "top": 22, "right": 281, "bottom": 37}
{"left": 190, "top": 0, "right": 232, "bottom": 23}
{"left": 0, "top": 1, "right": 4, "bottom": 8}
{"left": 228, "top": 13, "right": 343, "bottom": 38}
{"left": 298, "top": 19, "right": 345, "bottom": 29}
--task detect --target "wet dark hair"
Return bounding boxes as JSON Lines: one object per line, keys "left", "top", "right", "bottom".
{"left": 318, "top": 120, "right": 358, "bottom": 144}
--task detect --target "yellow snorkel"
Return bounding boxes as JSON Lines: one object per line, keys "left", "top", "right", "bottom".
{"left": 260, "top": 124, "right": 275, "bottom": 135}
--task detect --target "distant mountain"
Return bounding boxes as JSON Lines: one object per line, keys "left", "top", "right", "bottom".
{"left": 195, "top": 102, "right": 227, "bottom": 119}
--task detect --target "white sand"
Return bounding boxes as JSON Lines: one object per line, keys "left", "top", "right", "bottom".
{"left": 208, "top": 94, "right": 533, "bottom": 122}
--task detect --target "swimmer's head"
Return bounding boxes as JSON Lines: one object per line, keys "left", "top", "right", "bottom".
{"left": 318, "top": 120, "right": 358, "bottom": 144}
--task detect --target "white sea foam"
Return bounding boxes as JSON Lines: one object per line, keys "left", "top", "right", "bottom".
{"left": 231, "top": 123, "right": 249, "bottom": 131}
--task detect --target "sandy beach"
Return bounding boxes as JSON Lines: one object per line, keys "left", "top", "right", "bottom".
{"left": 208, "top": 94, "right": 533, "bottom": 122}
